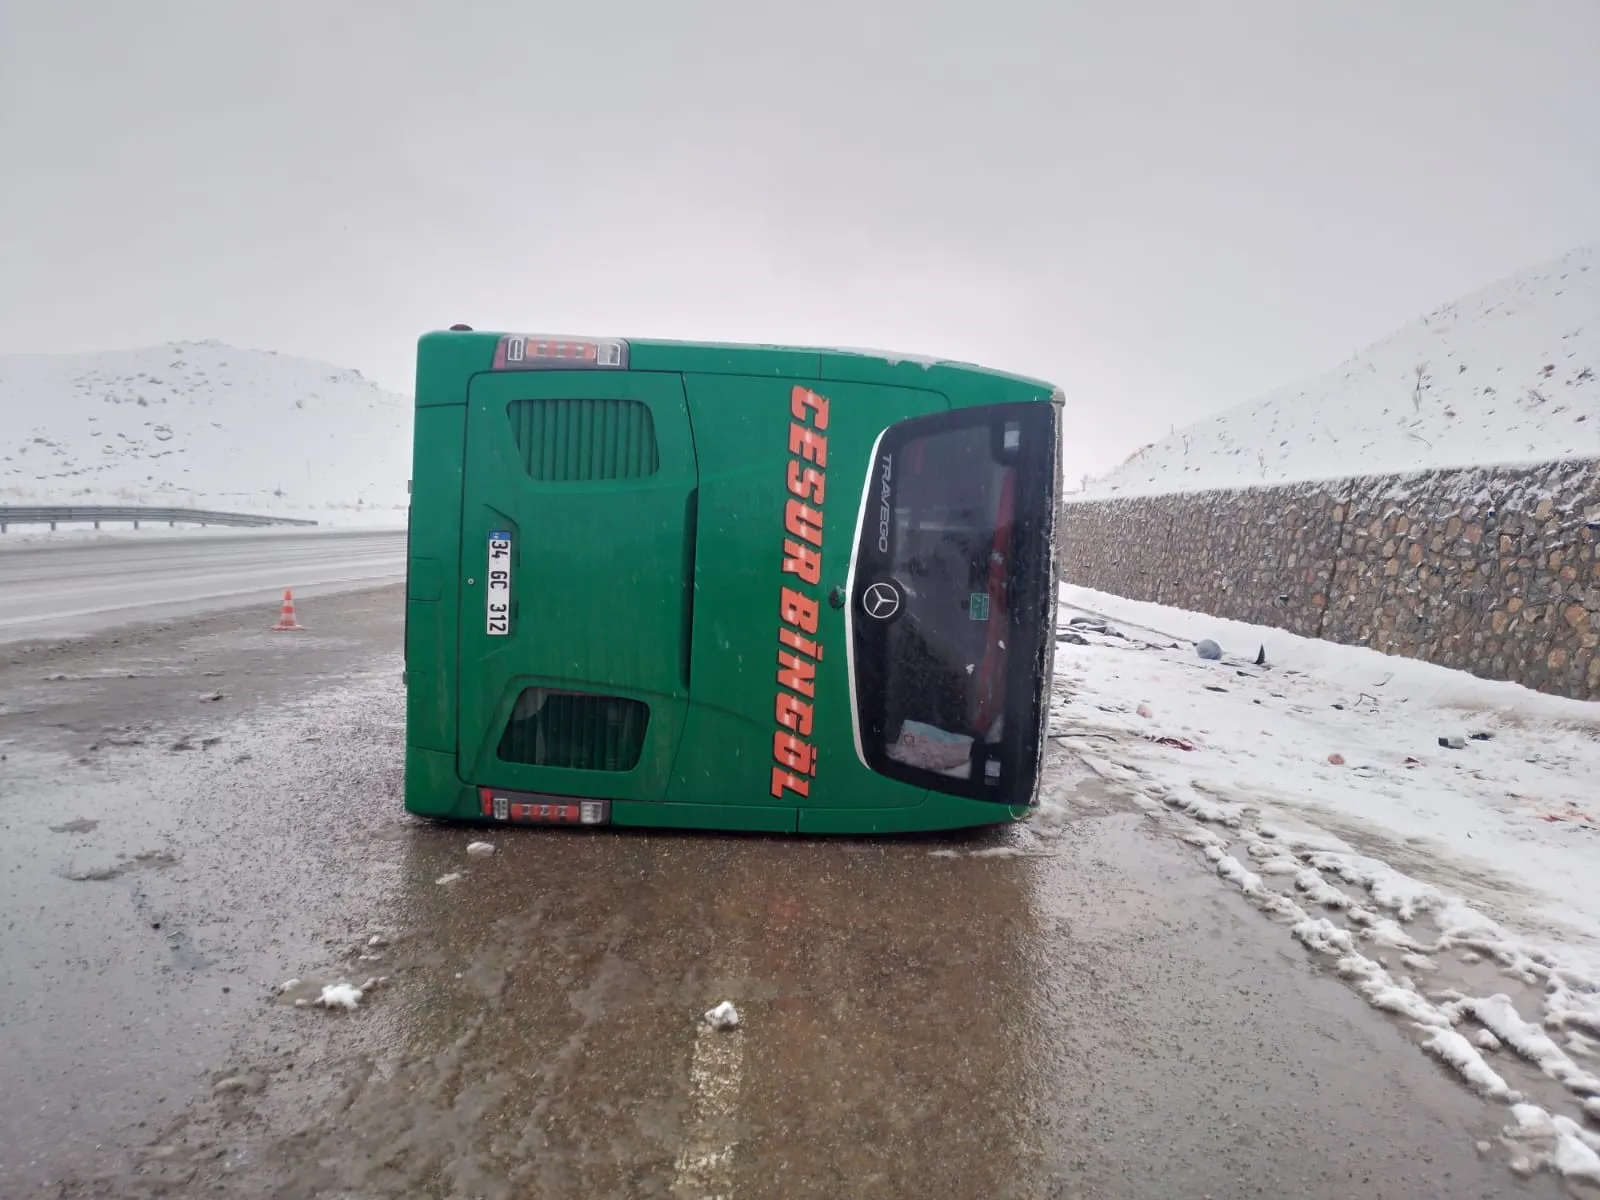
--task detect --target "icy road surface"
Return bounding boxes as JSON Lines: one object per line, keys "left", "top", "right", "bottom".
{"left": 0, "top": 587, "right": 1570, "bottom": 1198}
{"left": 0, "top": 527, "right": 405, "bottom": 644}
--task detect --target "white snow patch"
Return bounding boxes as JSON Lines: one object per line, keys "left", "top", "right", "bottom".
{"left": 1302, "top": 853, "right": 1443, "bottom": 923}
{"left": 704, "top": 1001, "right": 740, "bottom": 1031}
{"left": 1292, "top": 869, "right": 1355, "bottom": 911}
{"left": 1458, "top": 994, "right": 1600, "bottom": 1097}
{"left": 1422, "top": 1028, "right": 1515, "bottom": 1101}
{"left": 466, "top": 841, "right": 495, "bottom": 857}
{"left": 316, "top": 983, "right": 364, "bottom": 1011}
{"left": 435, "top": 872, "right": 463, "bottom": 885}
{"left": 1212, "top": 853, "right": 1267, "bottom": 898}
{"left": 1504, "top": 1103, "right": 1600, "bottom": 1185}
{"left": 1293, "top": 917, "right": 1356, "bottom": 957}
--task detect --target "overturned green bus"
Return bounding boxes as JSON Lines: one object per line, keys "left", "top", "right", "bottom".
{"left": 402, "top": 330, "right": 1063, "bottom": 834}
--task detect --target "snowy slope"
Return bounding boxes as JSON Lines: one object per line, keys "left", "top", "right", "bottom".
{"left": 0, "top": 341, "right": 411, "bottom": 525}
{"left": 1079, "top": 243, "right": 1600, "bottom": 499}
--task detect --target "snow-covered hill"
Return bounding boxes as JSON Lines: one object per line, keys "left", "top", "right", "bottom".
{"left": 1078, "top": 243, "right": 1600, "bottom": 499}
{"left": 0, "top": 341, "right": 410, "bottom": 525}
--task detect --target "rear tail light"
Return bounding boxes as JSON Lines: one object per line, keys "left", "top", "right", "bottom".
{"left": 477, "top": 786, "right": 610, "bottom": 826}
{"left": 491, "top": 334, "right": 628, "bottom": 371}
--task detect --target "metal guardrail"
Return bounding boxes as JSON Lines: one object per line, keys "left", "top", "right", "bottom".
{"left": 0, "top": 505, "right": 319, "bottom": 532}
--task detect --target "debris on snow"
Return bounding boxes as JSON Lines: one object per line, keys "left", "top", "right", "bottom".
{"left": 704, "top": 1001, "right": 740, "bottom": 1031}
{"left": 1195, "top": 639, "right": 1222, "bottom": 661}
{"left": 1150, "top": 735, "right": 1196, "bottom": 751}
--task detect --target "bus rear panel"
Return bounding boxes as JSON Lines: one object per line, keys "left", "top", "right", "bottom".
{"left": 403, "top": 332, "right": 1063, "bottom": 835}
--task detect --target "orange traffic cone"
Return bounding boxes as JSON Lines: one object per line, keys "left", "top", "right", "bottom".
{"left": 271, "top": 588, "right": 305, "bottom": 631}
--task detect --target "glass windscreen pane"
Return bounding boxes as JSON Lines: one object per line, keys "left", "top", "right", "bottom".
{"left": 850, "top": 404, "right": 1054, "bottom": 804}
{"left": 878, "top": 424, "right": 1015, "bottom": 779}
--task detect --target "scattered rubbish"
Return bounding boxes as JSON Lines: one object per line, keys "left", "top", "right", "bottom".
{"left": 1150, "top": 736, "right": 1197, "bottom": 751}
{"left": 1068, "top": 616, "right": 1104, "bottom": 629}
{"left": 199, "top": 691, "right": 224, "bottom": 703}
{"left": 1057, "top": 631, "right": 1090, "bottom": 646}
{"left": 367, "top": 933, "right": 390, "bottom": 948}
{"left": 1136, "top": 703, "right": 1153, "bottom": 719}
{"left": 704, "top": 1000, "right": 740, "bottom": 1031}
{"left": 1254, "top": 645, "right": 1267, "bottom": 667}
{"left": 1439, "top": 736, "right": 1468, "bottom": 750}
{"left": 1204, "top": 685, "right": 1228, "bottom": 693}
{"left": 1470, "top": 732, "right": 1494, "bottom": 742}
{"left": 1327, "top": 753, "right": 1346, "bottom": 766}
{"left": 1404, "top": 756, "right": 1423, "bottom": 766}
{"left": 436, "top": 871, "right": 463, "bottom": 885}
{"left": 1332, "top": 703, "right": 1345, "bottom": 711}
{"left": 1195, "top": 639, "right": 1222, "bottom": 661}
{"left": 466, "top": 841, "right": 495, "bottom": 857}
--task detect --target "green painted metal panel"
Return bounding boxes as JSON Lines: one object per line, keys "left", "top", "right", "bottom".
{"left": 403, "top": 328, "right": 1063, "bottom": 834}
{"left": 455, "top": 368, "right": 695, "bottom": 803}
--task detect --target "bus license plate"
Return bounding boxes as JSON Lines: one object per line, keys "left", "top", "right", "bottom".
{"left": 486, "top": 530, "right": 512, "bottom": 635}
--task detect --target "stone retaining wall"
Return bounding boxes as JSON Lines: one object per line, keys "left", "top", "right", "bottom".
{"left": 1057, "top": 459, "right": 1600, "bottom": 701}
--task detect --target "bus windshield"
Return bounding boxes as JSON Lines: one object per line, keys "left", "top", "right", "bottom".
{"left": 849, "top": 402, "right": 1058, "bottom": 806}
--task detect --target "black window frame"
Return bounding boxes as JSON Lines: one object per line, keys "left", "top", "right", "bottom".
{"left": 848, "top": 401, "right": 1058, "bottom": 805}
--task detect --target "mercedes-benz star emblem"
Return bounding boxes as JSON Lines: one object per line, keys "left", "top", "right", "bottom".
{"left": 862, "top": 581, "right": 902, "bottom": 620}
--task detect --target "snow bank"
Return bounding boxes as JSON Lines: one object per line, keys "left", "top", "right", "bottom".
{"left": 1078, "top": 242, "right": 1599, "bottom": 498}
{"left": 0, "top": 340, "right": 411, "bottom": 525}
{"left": 1046, "top": 587, "right": 1600, "bottom": 1183}
{"left": 1060, "top": 583, "right": 1600, "bottom": 729}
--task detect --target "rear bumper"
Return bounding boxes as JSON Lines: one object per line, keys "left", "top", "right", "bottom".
{"left": 404, "top": 743, "right": 1024, "bottom": 834}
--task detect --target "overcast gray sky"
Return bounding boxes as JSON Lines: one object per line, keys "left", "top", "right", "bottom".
{"left": 2, "top": 0, "right": 1597, "bottom": 481}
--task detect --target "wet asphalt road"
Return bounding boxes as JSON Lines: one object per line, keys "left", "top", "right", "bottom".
{"left": 0, "top": 529, "right": 405, "bottom": 645}
{"left": 0, "top": 586, "right": 1564, "bottom": 1199}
